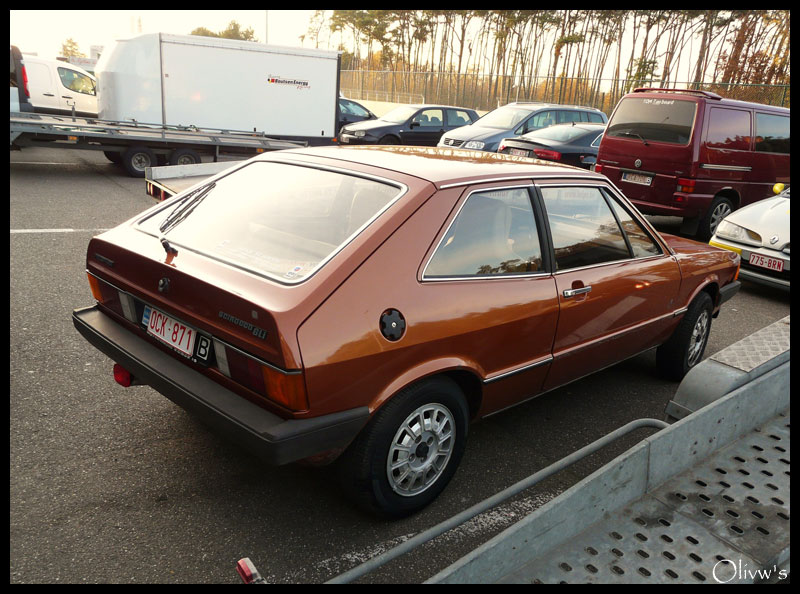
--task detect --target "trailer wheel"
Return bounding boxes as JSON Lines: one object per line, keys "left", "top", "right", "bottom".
{"left": 103, "top": 151, "right": 122, "bottom": 165}
{"left": 169, "top": 148, "right": 202, "bottom": 166}
{"left": 122, "top": 146, "right": 156, "bottom": 178}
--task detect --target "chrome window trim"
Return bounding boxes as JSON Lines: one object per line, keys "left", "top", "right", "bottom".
{"left": 420, "top": 183, "right": 546, "bottom": 282}
{"left": 438, "top": 173, "right": 603, "bottom": 190}
{"left": 134, "top": 160, "right": 409, "bottom": 287}
{"left": 87, "top": 270, "right": 298, "bottom": 375}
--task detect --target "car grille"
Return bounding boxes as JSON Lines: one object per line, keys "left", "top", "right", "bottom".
{"left": 441, "top": 138, "right": 463, "bottom": 147}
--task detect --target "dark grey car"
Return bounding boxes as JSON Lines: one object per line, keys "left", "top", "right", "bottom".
{"left": 438, "top": 102, "right": 607, "bottom": 153}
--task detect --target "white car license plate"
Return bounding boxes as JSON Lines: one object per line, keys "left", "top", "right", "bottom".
{"left": 621, "top": 172, "right": 653, "bottom": 186}
{"left": 509, "top": 148, "right": 529, "bottom": 157}
{"left": 749, "top": 253, "right": 784, "bottom": 272}
{"left": 142, "top": 305, "right": 197, "bottom": 357}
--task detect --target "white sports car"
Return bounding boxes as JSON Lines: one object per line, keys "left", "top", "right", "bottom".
{"left": 710, "top": 184, "right": 790, "bottom": 290}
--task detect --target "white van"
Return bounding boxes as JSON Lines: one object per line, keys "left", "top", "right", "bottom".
{"left": 21, "top": 55, "right": 98, "bottom": 117}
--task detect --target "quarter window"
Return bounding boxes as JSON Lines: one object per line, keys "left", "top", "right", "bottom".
{"left": 425, "top": 188, "right": 542, "bottom": 278}
{"left": 541, "top": 186, "right": 630, "bottom": 270}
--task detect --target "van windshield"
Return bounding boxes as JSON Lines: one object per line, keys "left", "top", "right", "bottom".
{"left": 137, "top": 162, "right": 404, "bottom": 283}
{"left": 607, "top": 97, "right": 696, "bottom": 145}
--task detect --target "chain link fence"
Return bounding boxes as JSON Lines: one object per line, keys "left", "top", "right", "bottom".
{"left": 341, "top": 71, "right": 790, "bottom": 114}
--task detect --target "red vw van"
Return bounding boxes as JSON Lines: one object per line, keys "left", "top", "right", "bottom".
{"left": 596, "top": 88, "right": 790, "bottom": 238}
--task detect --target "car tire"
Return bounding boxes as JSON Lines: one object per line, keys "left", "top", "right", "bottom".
{"left": 699, "top": 196, "right": 734, "bottom": 239}
{"left": 337, "top": 376, "right": 469, "bottom": 518}
{"left": 169, "top": 148, "right": 202, "bottom": 166}
{"left": 656, "top": 292, "right": 713, "bottom": 381}
{"left": 379, "top": 135, "right": 399, "bottom": 145}
{"left": 121, "top": 145, "right": 156, "bottom": 178}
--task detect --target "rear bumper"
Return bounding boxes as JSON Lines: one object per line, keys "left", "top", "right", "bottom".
{"left": 72, "top": 305, "right": 369, "bottom": 465}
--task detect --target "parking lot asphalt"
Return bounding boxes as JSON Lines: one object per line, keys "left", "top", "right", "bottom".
{"left": 9, "top": 148, "right": 790, "bottom": 584}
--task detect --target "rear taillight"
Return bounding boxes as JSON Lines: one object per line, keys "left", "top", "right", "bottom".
{"left": 87, "top": 272, "right": 104, "bottom": 301}
{"left": 594, "top": 164, "right": 603, "bottom": 174}
{"left": 216, "top": 342, "right": 308, "bottom": 411}
{"left": 677, "top": 178, "right": 696, "bottom": 193}
{"left": 533, "top": 148, "right": 562, "bottom": 161}
{"left": 21, "top": 65, "right": 30, "bottom": 97}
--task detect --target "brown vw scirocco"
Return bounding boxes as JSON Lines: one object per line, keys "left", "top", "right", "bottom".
{"left": 73, "top": 146, "right": 741, "bottom": 516}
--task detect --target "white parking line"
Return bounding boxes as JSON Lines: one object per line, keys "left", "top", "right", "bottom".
{"left": 10, "top": 228, "right": 110, "bottom": 234}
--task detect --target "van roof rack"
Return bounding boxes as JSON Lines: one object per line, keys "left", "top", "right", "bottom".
{"left": 632, "top": 88, "right": 722, "bottom": 100}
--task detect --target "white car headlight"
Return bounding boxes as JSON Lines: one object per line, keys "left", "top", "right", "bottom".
{"left": 715, "top": 219, "right": 762, "bottom": 247}
{"left": 463, "top": 140, "right": 485, "bottom": 150}
{"left": 354, "top": 130, "right": 366, "bottom": 138}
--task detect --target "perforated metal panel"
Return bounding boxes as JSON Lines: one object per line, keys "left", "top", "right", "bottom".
{"left": 499, "top": 412, "right": 790, "bottom": 584}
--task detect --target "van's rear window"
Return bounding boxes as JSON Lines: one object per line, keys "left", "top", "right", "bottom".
{"left": 607, "top": 97, "right": 696, "bottom": 145}
{"left": 136, "top": 162, "right": 403, "bottom": 283}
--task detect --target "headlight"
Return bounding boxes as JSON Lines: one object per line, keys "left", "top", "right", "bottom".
{"left": 715, "top": 220, "right": 762, "bottom": 247}
{"left": 354, "top": 130, "right": 366, "bottom": 138}
{"left": 464, "top": 140, "right": 485, "bottom": 150}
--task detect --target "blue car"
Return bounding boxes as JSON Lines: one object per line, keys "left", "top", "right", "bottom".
{"left": 438, "top": 102, "right": 607, "bottom": 153}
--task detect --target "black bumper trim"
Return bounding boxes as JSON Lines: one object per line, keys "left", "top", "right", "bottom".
{"left": 719, "top": 280, "right": 742, "bottom": 306}
{"left": 72, "top": 305, "right": 369, "bottom": 465}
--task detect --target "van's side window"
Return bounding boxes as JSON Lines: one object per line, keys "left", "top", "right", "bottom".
{"left": 706, "top": 108, "right": 751, "bottom": 151}
{"left": 754, "top": 113, "right": 790, "bottom": 154}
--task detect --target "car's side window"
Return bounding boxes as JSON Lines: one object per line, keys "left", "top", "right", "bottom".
{"left": 541, "top": 186, "right": 630, "bottom": 271}
{"left": 425, "top": 188, "right": 543, "bottom": 278}
{"left": 605, "top": 193, "right": 662, "bottom": 257}
{"left": 413, "top": 109, "right": 444, "bottom": 127}
{"left": 446, "top": 109, "right": 473, "bottom": 127}
{"left": 558, "top": 110, "right": 583, "bottom": 124}
{"left": 57, "top": 67, "right": 95, "bottom": 96}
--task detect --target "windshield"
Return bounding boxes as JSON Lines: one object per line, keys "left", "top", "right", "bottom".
{"left": 607, "top": 97, "right": 697, "bottom": 145}
{"left": 475, "top": 105, "right": 535, "bottom": 129}
{"left": 380, "top": 106, "right": 419, "bottom": 124}
{"left": 137, "top": 162, "right": 404, "bottom": 283}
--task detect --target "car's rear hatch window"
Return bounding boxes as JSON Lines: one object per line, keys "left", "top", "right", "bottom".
{"left": 136, "top": 161, "right": 405, "bottom": 284}
{"left": 607, "top": 97, "right": 697, "bottom": 145}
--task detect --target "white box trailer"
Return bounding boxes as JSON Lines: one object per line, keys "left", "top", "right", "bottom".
{"left": 96, "top": 33, "right": 341, "bottom": 143}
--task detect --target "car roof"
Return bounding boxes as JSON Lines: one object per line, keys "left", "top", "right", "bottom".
{"left": 262, "top": 145, "right": 605, "bottom": 188}
{"left": 402, "top": 104, "right": 477, "bottom": 112}
{"left": 505, "top": 102, "right": 603, "bottom": 112}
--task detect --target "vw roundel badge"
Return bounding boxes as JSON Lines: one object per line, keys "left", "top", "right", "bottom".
{"left": 634, "top": 159, "right": 642, "bottom": 168}
{"left": 158, "top": 277, "right": 170, "bottom": 293}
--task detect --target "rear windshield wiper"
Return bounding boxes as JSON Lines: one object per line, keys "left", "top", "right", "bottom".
{"left": 159, "top": 181, "right": 217, "bottom": 236}
{"left": 618, "top": 131, "right": 649, "bottom": 146}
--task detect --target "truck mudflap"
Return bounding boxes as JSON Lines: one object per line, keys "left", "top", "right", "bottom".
{"left": 72, "top": 305, "right": 369, "bottom": 466}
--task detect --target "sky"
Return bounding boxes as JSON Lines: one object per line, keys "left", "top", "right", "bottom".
{"left": 10, "top": 10, "right": 317, "bottom": 59}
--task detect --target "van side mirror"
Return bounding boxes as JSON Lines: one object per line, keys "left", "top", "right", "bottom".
{"left": 773, "top": 183, "right": 785, "bottom": 195}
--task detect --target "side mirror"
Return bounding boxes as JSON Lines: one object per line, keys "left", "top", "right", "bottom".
{"left": 773, "top": 182, "right": 785, "bottom": 195}
{"left": 409, "top": 121, "right": 420, "bottom": 129}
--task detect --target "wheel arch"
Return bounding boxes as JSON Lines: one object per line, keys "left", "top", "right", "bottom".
{"left": 370, "top": 359, "right": 484, "bottom": 421}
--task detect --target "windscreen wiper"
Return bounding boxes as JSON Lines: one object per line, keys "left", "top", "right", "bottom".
{"left": 619, "top": 131, "right": 649, "bottom": 146}
{"left": 158, "top": 181, "right": 217, "bottom": 236}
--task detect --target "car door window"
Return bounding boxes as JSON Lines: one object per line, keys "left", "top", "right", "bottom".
{"left": 446, "top": 109, "right": 473, "bottom": 127}
{"left": 425, "top": 188, "right": 543, "bottom": 278}
{"left": 57, "top": 67, "right": 95, "bottom": 95}
{"left": 606, "top": 193, "right": 662, "bottom": 257}
{"left": 587, "top": 112, "right": 605, "bottom": 124}
{"left": 340, "top": 99, "right": 370, "bottom": 118}
{"left": 541, "top": 186, "right": 630, "bottom": 270}
{"left": 518, "top": 110, "right": 557, "bottom": 134}
{"left": 557, "top": 110, "right": 583, "bottom": 124}
{"left": 412, "top": 109, "right": 444, "bottom": 128}
{"left": 754, "top": 113, "right": 790, "bottom": 154}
